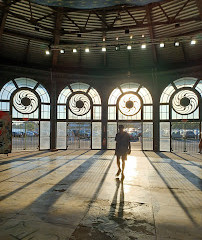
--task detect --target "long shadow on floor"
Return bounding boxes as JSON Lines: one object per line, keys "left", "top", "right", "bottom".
{"left": 22, "top": 150, "right": 109, "bottom": 219}
{"left": 0, "top": 150, "right": 66, "bottom": 173}
{"left": 0, "top": 150, "right": 77, "bottom": 183}
{"left": 0, "top": 150, "right": 91, "bottom": 201}
{"left": 0, "top": 150, "right": 50, "bottom": 165}
{"left": 172, "top": 153, "right": 202, "bottom": 168}
{"left": 109, "top": 178, "right": 124, "bottom": 219}
{"left": 143, "top": 151, "right": 198, "bottom": 227}
{"left": 157, "top": 152, "right": 202, "bottom": 191}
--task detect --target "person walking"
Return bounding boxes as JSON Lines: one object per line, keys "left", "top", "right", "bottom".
{"left": 115, "top": 125, "right": 131, "bottom": 179}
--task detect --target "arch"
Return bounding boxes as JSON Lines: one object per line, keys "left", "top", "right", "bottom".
{"left": 57, "top": 82, "right": 102, "bottom": 150}
{"left": 0, "top": 78, "right": 50, "bottom": 119}
{"left": 0, "top": 78, "right": 51, "bottom": 150}
{"left": 108, "top": 82, "right": 153, "bottom": 121}
{"left": 160, "top": 77, "right": 201, "bottom": 120}
{"left": 57, "top": 82, "right": 101, "bottom": 120}
{"left": 159, "top": 77, "right": 202, "bottom": 152}
{"left": 107, "top": 82, "right": 153, "bottom": 151}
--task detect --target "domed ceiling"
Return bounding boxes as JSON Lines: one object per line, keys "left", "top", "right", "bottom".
{"left": 31, "top": 0, "right": 164, "bottom": 9}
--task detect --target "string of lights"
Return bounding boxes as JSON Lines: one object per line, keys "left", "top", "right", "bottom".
{"left": 45, "top": 34, "right": 201, "bottom": 55}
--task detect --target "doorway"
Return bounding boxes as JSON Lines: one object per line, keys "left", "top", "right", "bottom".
{"left": 171, "top": 122, "right": 200, "bottom": 153}
{"left": 119, "top": 122, "right": 142, "bottom": 150}
{"left": 12, "top": 121, "right": 39, "bottom": 151}
{"left": 67, "top": 122, "right": 91, "bottom": 149}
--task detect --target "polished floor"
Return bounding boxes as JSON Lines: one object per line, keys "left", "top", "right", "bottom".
{"left": 0, "top": 150, "right": 201, "bottom": 240}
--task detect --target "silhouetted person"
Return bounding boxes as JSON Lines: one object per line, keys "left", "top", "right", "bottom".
{"left": 199, "top": 138, "right": 202, "bottom": 154}
{"left": 115, "top": 125, "right": 131, "bottom": 179}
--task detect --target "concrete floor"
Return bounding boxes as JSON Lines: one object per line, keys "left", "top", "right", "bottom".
{"left": 0, "top": 150, "right": 201, "bottom": 240}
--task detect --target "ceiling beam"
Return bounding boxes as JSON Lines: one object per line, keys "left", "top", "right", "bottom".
{"left": 3, "top": 28, "right": 51, "bottom": 43}
{"left": 52, "top": 7, "right": 64, "bottom": 67}
{"left": 61, "top": 16, "right": 201, "bottom": 34}
{"left": 146, "top": 5, "right": 158, "bottom": 64}
{"left": 195, "top": 0, "right": 202, "bottom": 20}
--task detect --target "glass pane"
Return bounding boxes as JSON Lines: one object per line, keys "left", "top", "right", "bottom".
{"left": 57, "top": 105, "right": 66, "bottom": 119}
{"left": 0, "top": 101, "right": 10, "bottom": 111}
{"left": 15, "top": 78, "right": 38, "bottom": 89}
{"left": 58, "top": 87, "right": 72, "bottom": 104}
{"left": 160, "top": 105, "right": 169, "bottom": 120}
{"left": 118, "top": 110, "right": 141, "bottom": 120}
{"left": 108, "top": 106, "right": 116, "bottom": 120}
{"left": 67, "top": 122, "right": 91, "bottom": 149}
{"left": 160, "top": 84, "right": 175, "bottom": 103}
{"left": 142, "top": 122, "right": 153, "bottom": 150}
{"left": 174, "top": 77, "right": 197, "bottom": 89}
{"left": 138, "top": 87, "right": 152, "bottom": 104}
{"left": 160, "top": 122, "right": 170, "bottom": 151}
{"left": 195, "top": 80, "right": 202, "bottom": 97}
{"left": 35, "top": 84, "right": 50, "bottom": 103}
{"left": 92, "top": 122, "right": 101, "bottom": 149}
{"left": 88, "top": 88, "right": 101, "bottom": 104}
{"left": 57, "top": 122, "right": 67, "bottom": 149}
{"left": 0, "top": 81, "right": 16, "bottom": 100}
{"left": 12, "top": 121, "right": 39, "bottom": 151}
{"left": 107, "top": 122, "right": 117, "bottom": 149}
{"left": 70, "top": 83, "right": 89, "bottom": 92}
{"left": 41, "top": 104, "right": 50, "bottom": 119}
{"left": 171, "top": 122, "right": 200, "bottom": 153}
{"left": 40, "top": 121, "right": 50, "bottom": 150}
{"left": 172, "top": 108, "right": 199, "bottom": 120}
{"left": 68, "top": 110, "right": 91, "bottom": 120}
{"left": 108, "top": 88, "right": 122, "bottom": 105}
{"left": 12, "top": 107, "right": 39, "bottom": 119}
{"left": 119, "top": 122, "right": 142, "bottom": 150}
{"left": 120, "top": 83, "right": 140, "bottom": 92}
{"left": 143, "top": 106, "right": 153, "bottom": 120}
{"left": 93, "top": 106, "right": 101, "bottom": 120}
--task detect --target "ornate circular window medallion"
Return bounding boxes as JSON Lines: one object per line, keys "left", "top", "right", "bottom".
{"left": 119, "top": 93, "right": 141, "bottom": 116}
{"left": 172, "top": 90, "right": 198, "bottom": 115}
{"left": 13, "top": 90, "right": 38, "bottom": 114}
{"left": 69, "top": 93, "right": 91, "bottom": 116}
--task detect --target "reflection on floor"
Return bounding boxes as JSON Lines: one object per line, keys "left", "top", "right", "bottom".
{"left": 0, "top": 150, "right": 201, "bottom": 240}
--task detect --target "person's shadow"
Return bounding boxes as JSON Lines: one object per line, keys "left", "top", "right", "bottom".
{"left": 109, "top": 178, "right": 124, "bottom": 220}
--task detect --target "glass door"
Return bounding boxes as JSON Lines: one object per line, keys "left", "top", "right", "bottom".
{"left": 67, "top": 122, "right": 91, "bottom": 149}
{"left": 12, "top": 121, "right": 39, "bottom": 151}
{"left": 171, "top": 122, "right": 200, "bottom": 153}
{"left": 118, "top": 122, "right": 142, "bottom": 150}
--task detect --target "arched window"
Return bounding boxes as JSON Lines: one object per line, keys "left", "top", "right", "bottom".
{"left": 57, "top": 83, "right": 102, "bottom": 150}
{"left": 108, "top": 82, "right": 153, "bottom": 150}
{"left": 0, "top": 78, "right": 50, "bottom": 150}
{"left": 159, "top": 77, "right": 202, "bottom": 152}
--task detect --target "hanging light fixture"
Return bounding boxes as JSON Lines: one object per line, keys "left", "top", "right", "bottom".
{"left": 127, "top": 45, "right": 132, "bottom": 50}
{"left": 85, "top": 48, "right": 90, "bottom": 52}
{"left": 160, "top": 42, "right": 165, "bottom": 48}
{"left": 174, "top": 41, "right": 180, "bottom": 47}
{"left": 73, "top": 48, "right": 77, "bottom": 53}
{"left": 45, "top": 49, "right": 50, "bottom": 55}
{"left": 141, "top": 44, "right": 146, "bottom": 49}
{"left": 115, "top": 45, "right": 120, "bottom": 51}
{"left": 102, "top": 47, "right": 106, "bottom": 52}
{"left": 191, "top": 39, "right": 196, "bottom": 45}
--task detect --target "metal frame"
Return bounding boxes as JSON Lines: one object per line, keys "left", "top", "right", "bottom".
{"left": 9, "top": 86, "right": 50, "bottom": 151}
{"left": 107, "top": 88, "right": 154, "bottom": 150}
{"left": 57, "top": 86, "right": 102, "bottom": 150}
{"left": 160, "top": 85, "right": 201, "bottom": 152}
